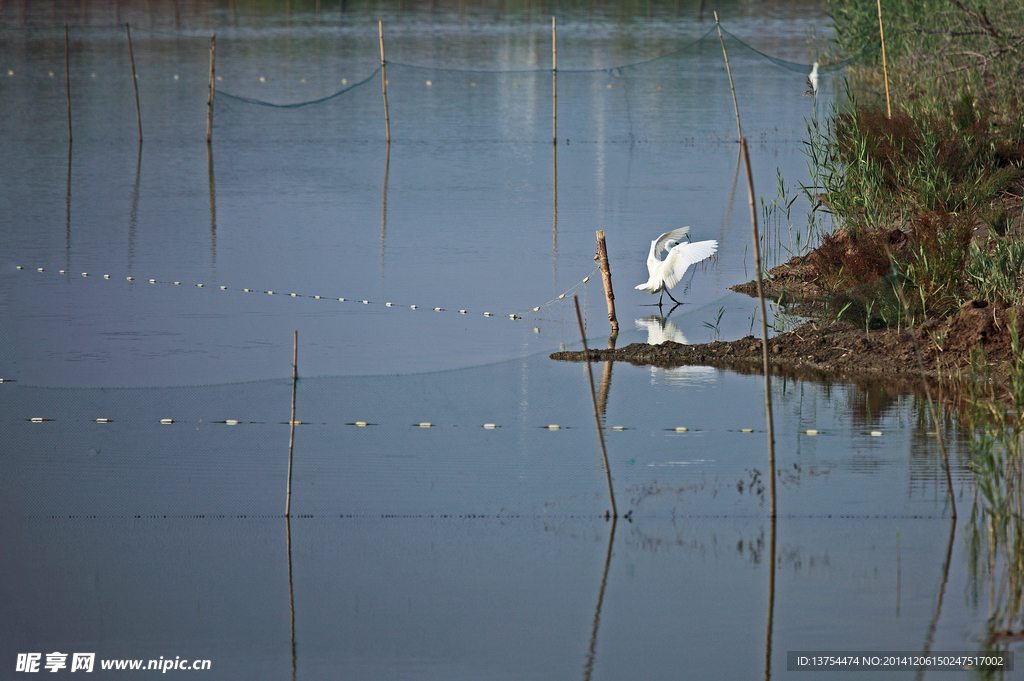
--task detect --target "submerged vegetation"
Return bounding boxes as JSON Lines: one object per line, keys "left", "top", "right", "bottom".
{"left": 802, "top": 0, "right": 1024, "bottom": 328}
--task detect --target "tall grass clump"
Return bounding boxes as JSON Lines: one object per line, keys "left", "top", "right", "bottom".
{"left": 966, "top": 320, "right": 1024, "bottom": 645}
{"left": 827, "top": 0, "right": 1024, "bottom": 128}
{"left": 808, "top": 0, "right": 1024, "bottom": 325}
{"left": 967, "top": 235, "right": 1024, "bottom": 305}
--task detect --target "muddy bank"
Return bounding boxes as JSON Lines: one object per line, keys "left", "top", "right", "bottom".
{"left": 552, "top": 299, "right": 1024, "bottom": 387}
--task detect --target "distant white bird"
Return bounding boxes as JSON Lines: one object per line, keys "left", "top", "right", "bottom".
{"left": 635, "top": 227, "right": 718, "bottom": 307}
{"left": 805, "top": 61, "right": 819, "bottom": 97}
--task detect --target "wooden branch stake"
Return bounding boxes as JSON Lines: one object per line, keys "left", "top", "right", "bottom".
{"left": 595, "top": 231, "right": 619, "bottom": 333}
{"left": 714, "top": 12, "right": 742, "bottom": 143}
{"left": 574, "top": 296, "right": 618, "bottom": 519}
{"left": 379, "top": 21, "right": 391, "bottom": 143}
{"left": 125, "top": 24, "right": 142, "bottom": 142}
{"left": 741, "top": 138, "right": 776, "bottom": 519}
{"left": 206, "top": 34, "right": 215, "bottom": 144}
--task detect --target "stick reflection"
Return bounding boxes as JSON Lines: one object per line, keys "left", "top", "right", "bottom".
{"left": 381, "top": 142, "right": 391, "bottom": 283}
{"left": 582, "top": 517, "right": 617, "bottom": 681}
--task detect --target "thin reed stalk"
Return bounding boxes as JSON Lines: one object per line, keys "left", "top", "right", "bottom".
{"left": 286, "top": 330, "right": 298, "bottom": 517}
{"left": 741, "top": 138, "right": 776, "bottom": 519}
{"left": 552, "top": 17, "right": 557, "bottom": 145}
{"left": 379, "top": 21, "right": 391, "bottom": 143}
{"left": 206, "top": 35, "right": 215, "bottom": 144}
{"left": 125, "top": 24, "right": 142, "bottom": 142}
{"left": 876, "top": 0, "right": 892, "bottom": 118}
{"left": 714, "top": 12, "right": 742, "bottom": 143}
{"left": 574, "top": 296, "right": 618, "bottom": 519}
{"left": 64, "top": 24, "right": 72, "bottom": 143}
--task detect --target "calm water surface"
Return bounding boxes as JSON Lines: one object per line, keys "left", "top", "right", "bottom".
{"left": 0, "top": 1, "right": 1008, "bottom": 679}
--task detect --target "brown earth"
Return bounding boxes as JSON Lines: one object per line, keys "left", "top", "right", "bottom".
{"left": 551, "top": 297, "right": 1024, "bottom": 390}
{"left": 555, "top": 220, "right": 1024, "bottom": 399}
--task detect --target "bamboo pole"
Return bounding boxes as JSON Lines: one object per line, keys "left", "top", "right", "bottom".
{"left": 574, "top": 296, "right": 618, "bottom": 519}
{"left": 714, "top": 12, "right": 742, "bottom": 143}
{"left": 877, "top": 0, "right": 892, "bottom": 118}
{"left": 64, "top": 24, "right": 72, "bottom": 143}
{"left": 740, "top": 138, "right": 776, "bottom": 519}
{"left": 552, "top": 16, "right": 557, "bottom": 145}
{"left": 595, "top": 231, "right": 619, "bottom": 333}
{"left": 206, "top": 34, "right": 215, "bottom": 144}
{"left": 285, "top": 330, "right": 298, "bottom": 517}
{"left": 125, "top": 24, "right": 142, "bottom": 142}
{"left": 379, "top": 21, "right": 391, "bottom": 143}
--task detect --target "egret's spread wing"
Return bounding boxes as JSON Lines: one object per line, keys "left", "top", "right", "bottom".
{"left": 661, "top": 239, "right": 718, "bottom": 291}
{"left": 654, "top": 227, "right": 690, "bottom": 259}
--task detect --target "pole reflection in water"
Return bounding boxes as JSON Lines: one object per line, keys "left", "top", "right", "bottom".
{"left": 208, "top": 143, "right": 217, "bottom": 269}
{"left": 286, "top": 514, "right": 297, "bottom": 681}
{"left": 598, "top": 355, "right": 613, "bottom": 423}
{"left": 129, "top": 143, "right": 142, "bottom": 272}
{"left": 552, "top": 126, "right": 558, "bottom": 291}
{"left": 287, "top": 334, "right": 299, "bottom": 679}
{"left": 575, "top": 296, "right": 617, "bottom": 519}
{"left": 65, "top": 137, "right": 72, "bottom": 274}
{"left": 582, "top": 517, "right": 617, "bottom": 681}
{"left": 765, "top": 515, "right": 776, "bottom": 681}
{"left": 913, "top": 518, "right": 955, "bottom": 681}
{"left": 286, "top": 330, "right": 298, "bottom": 518}
{"left": 381, "top": 142, "right": 391, "bottom": 283}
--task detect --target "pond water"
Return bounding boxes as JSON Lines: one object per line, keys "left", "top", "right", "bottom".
{"left": 0, "top": 1, "right": 1012, "bottom": 679}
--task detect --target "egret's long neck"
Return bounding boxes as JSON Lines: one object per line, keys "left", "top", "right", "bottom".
{"left": 647, "top": 239, "right": 660, "bottom": 265}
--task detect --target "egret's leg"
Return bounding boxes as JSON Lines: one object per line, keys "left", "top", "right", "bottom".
{"left": 665, "top": 288, "right": 683, "bottom": 305}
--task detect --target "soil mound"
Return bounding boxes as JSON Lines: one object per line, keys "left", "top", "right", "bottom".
{"left": 552, "top": 300, "right": 1024, "bottom": 385}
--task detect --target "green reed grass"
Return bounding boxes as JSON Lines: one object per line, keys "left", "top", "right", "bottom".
{"left": 805, "top": 0, "right": 1024, "bottom": 325}
{"left": 967, "top": 232, "right": 1024, "bottom": 305}
{"left": 965, "top": 319, "right": 1024, "bottom": 644}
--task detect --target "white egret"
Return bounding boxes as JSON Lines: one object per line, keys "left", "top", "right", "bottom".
{"left": 635, "top": 227, "right": 718, "bottom": 307}
{"left": 805, "top": 61, "right": 819, "bottom": 96}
